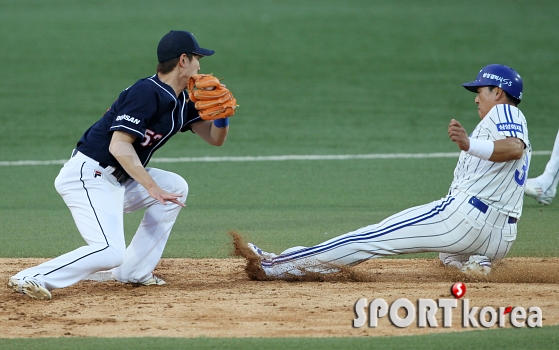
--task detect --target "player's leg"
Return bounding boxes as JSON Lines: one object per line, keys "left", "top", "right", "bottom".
{"left": 257, "top": 193, "right": 488, "bottom": 278}
{"left": 111, "top": 168, "right": 188, "bottom": 284}
{"left": 475, "top": 214, "right": 517, "bottom": 261}
{"left": 525, "top": 129, "right": 559, "bottom": 204}
{"left": 439, "top": 212, "right": 515, "bottom": 274}
{"left": 11, "top": 154, "right": 126, "bottom": 292}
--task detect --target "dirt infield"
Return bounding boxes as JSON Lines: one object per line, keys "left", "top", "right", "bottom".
{"left": 1, "top": 254, "right": 558, "bottom": 338}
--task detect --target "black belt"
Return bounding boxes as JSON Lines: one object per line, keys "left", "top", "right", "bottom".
{"left": 468, "top": 196, "right": 517, "bottom": 224}
{"left": 99, "top": 163, "right": 130, "bottom": 184}
{"left": 71, "top": 149, "right": 130, "bottom": 184}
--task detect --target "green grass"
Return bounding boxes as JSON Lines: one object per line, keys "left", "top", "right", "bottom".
{"left": 0, "top": 325, "right": 558, "bottom": 350}
{"left": 2, "top": 0, "right": 559, "bottom": 161}
{"left": 2, "top": 155, "right": 557, "bottom": 258}
{"left": 1, "top": 0, "right": 559, "bottom": 348}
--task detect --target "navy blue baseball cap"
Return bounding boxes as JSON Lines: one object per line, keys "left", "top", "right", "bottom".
{"left": 157, "top": 30, "right": 214, "bottom": 63}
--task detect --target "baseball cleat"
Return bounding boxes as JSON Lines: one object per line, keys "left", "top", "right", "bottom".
{"left": 248, "top": 243, "right": 277, "bottom": 260}
{"left": 461, "top": 255, "right": 491, "bottom": 276}
{"left": 8, "top": 277, "right": 52, "bottom": 300}
{"left": 137, "top": 275, "right": 166, "bottom": 286}
{"left": 524, "top": 178, "right": 554, "bottom": 205}
{"left": 445, "top": 260, "right": 463, "bottom": 270}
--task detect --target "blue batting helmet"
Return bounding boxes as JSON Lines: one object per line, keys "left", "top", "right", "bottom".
{"left": 462, "top": 64, "right": 523, "bottom": 100}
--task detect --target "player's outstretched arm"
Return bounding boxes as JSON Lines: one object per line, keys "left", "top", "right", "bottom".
{"left": 191, "top": 120, "right": 228, "bottom": 146}
{"left": 448, "top": 119, "right": 524, "bottom": 162}
{"left": 109, "top": 131, "right": 185, "bottom": 207}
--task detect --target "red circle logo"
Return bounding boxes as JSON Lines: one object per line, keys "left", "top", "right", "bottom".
{"left": 451, "top": 282, "right": 466, "bottom": 298}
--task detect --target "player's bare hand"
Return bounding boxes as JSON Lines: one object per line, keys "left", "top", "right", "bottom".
{"left": 448, "top": 119, "right": 470, "bottom": 151}
{"left": 147, "top": 187, "right": 186, "bottom": 207}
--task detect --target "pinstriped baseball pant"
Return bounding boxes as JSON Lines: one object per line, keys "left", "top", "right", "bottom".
{"left": 260, "top": 191, "right": 517, "bottom": 277}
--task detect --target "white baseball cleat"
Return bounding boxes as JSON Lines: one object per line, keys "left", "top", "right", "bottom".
{"left": 445, "top": 260, "right": 463, "bottom": 270}
{"left": 248, "top": 243, "right": 277, "bottom": 260}
{"left": 461, "top": 255, "right": 491, "bottom": 276}
{"left": 524, "top": 178, "right": 555, "bottom": 205}
{"left": 8, "top": 277, "right": 52, "bottom": 300}
{"left": 138, "top": 275, "right": 166, "bottom": 286}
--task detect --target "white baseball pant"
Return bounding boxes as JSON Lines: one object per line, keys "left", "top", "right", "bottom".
{"left": 260, "top": 191, "right": 517, "bottom": 277}
{"left": 12, "top": 151, "right": 187, "bottom": 290}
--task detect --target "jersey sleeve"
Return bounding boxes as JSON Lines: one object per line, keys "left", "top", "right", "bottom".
{"left": 109, "top": 82, "right": 157, "bottom": 139}
{"left": 180, "top": 98, "right": 203, "bottom": 132}
{"left": 484, "top": 104, "right": 527, "bottom": 143}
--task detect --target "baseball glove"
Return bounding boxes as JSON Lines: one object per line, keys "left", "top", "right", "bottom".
{"left": 188, "top": 74, "right": 237, "bottom": 120}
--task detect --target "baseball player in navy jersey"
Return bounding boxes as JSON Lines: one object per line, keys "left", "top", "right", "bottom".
{"left": 9, "top": 30, "right": 231, "bottom": 299}
{"left": 248, "top": 64, "right": 531, "bottom": 279}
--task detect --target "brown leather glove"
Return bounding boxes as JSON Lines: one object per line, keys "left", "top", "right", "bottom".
{"left": 188, "top": 74, "right": 237, "bottom": 120}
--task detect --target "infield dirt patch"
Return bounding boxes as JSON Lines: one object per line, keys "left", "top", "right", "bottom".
{"left": 1, "top": 256, "right": 558, "bottom": 338}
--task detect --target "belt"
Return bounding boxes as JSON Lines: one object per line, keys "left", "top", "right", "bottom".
{"left": 468, "top": 196, "right": 517, "bottom": 224}
{"left": 99, "top": 163, "right": 130, "bottom": 184}
{"left": 71, "top": 149, "right": 130, "bottom": 184}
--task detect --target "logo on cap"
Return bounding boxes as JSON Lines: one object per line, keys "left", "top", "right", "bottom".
{"left": 482, "top": 73, "right": 513, "bottom": 87}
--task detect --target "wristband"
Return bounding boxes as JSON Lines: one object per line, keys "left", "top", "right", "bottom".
{"left": 213, "top": 118, "right": 229, "bottom": 128}
{"left": 466, "top": 138, "right": 494, "bottom": 160}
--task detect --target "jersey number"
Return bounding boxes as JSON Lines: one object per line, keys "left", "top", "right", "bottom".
{"left": 514, "top": 153, "right": 529, "bottom": 186}
{"left": 140, "top": 129, "right": 162, "bottom": 147}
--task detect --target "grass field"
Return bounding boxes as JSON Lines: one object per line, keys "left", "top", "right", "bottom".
{"left": 1, "top": 0, "right": 559, "bottom": 348}
{"left": 1, "top": 326, "right": 559, "bottom": 350}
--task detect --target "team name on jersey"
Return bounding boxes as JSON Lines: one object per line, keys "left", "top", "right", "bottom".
{"left": 116, "top": 114, "right": 140, "bottom": 125}
{"left": 482, "top": 73, "right": 513, "bottom": 87}
{"left": 496, "top": 122, "right": 523, "bottom": 133}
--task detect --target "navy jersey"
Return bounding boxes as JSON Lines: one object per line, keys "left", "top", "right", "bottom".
{"left": 76, "top": 75, "right": 201, "bottom": 168}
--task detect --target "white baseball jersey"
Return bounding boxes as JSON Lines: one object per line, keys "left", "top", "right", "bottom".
{"left": 450, "top": 104, "right": 531, "bottom": 217}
